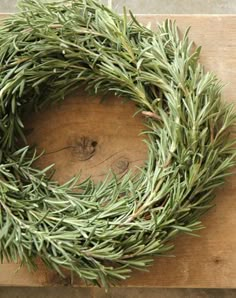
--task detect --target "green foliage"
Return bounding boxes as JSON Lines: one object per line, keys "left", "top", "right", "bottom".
{"left": 0, "top": 0, "right": 235, "bottom": 288}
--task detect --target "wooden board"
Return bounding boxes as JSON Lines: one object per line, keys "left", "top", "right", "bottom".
{"left": 23, "top": 92, "right": 147, "bottom": 184}
{"left": 1, "top": 15, "right": 236, "bottom": 288}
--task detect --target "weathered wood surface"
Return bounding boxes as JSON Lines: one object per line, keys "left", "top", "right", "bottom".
{"left": 1, "top": 15, "right": 236, "bottom": 288}
{"left": 24, "top": 93, "right": 147, "bottom": 184}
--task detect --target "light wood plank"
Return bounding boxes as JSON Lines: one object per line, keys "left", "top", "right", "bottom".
{"left": 0, "top": 15, "right": 236, "bottom": 288}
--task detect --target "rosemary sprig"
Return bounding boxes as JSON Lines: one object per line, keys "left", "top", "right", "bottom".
{"left": 0, "top": 0, "right": 235, "bottom": 288}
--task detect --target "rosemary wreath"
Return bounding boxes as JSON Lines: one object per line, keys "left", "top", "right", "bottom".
{"left": 0, "top": 0, "right": 235, "bottom": 288}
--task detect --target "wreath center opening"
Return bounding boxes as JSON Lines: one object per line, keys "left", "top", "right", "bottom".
{"left": 23, "top": 90, "right": 147, "bottom": 183}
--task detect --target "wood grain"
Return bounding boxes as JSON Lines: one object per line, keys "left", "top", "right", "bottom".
{"left": 1, "top": 15, "right": 236, "bottom": 288}
{"left": 23, "top": 92, "right": 147, "bottom": 184}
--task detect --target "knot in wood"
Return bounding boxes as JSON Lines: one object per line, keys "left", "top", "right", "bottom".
{"left": 112, "top": 158, "right": 129, "bottom": 174}
{"left": 72, "top": 136, "right": 97, "bottom": 161}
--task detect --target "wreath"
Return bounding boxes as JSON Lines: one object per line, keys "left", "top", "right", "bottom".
{"left": 0, "top": 0, "right": 235, "bottom": 288}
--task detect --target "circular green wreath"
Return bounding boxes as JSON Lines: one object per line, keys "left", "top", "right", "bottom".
{"left": 0, "top": 0, "right": 236, "bottom": 288}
